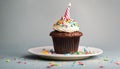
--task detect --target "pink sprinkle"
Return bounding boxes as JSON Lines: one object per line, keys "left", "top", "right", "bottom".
{"left": 24, "top": 62, "right": 27, "bottom": 64}
{"left": 99, "top": 66, "right": 104, "bottom": 68}
{"left": 115, "top": 62, "right": 120, "bottom": 65}
{"left": 78, "top": 61, "right": 84, "bottom": 65}
{"left": 17, "top": 61, "right": 21, "bottom": 64}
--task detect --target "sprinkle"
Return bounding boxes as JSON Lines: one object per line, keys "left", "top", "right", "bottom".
{"left": 76, "top": 52, "right": 80, "bottom": 55}
{"left": 66, "top": 19, "right": 70, "bottom": 23}
{"left": 85, "top": 51, "right": 89, "bottom": 54}
{"left": 17, "top": 61, "right": 21, "bottom": 64}
{"left": 115, "top": 61, "right": 120, "bottom": 65}
{"left": 54, "top": 64, "right": 59, "bottom": 66}
{"left": 72, "top": 61, "right": 76, "bottom": 66}
{"left": 50, "top": 49, "right": 54, "bottom": 53}
{"left": 84, "top": 48, "right": 87, "bottom": 53}
{"left": 47, "top": 62, "right": 60, "bottom": 68}
{"left": 5, "top": 59, "right": 11, "bottom": 63}
{"left": 42, "top": 50, "right": 49, "bottom": 54}
{"left": 73, "top": 23, "right": 76, "bottom": 26}
{"left": 78, "top": 61, "right": 84, "bottom": 65}
{"left": 24, "top": 61, "right": 27, "bottom": 64}
{"left": 103, "top": 58, "right": 109, "bottom": 61}
{"left": 58, "top": 20, "right": 63, "bottom": 24}
{"left": 47, "top": 66, "right": 51, "bottom": 68}
{"left": 50, "top": 64, "right": 55, "bottom": 67}
{"left": 99, "top": 66, "right": 104, "bottom": 68}
{"left": 42, "top": 48, "right": 46, "bottom": 50}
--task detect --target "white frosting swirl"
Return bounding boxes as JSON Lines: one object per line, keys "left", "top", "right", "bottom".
{"left": 53, "top": 17, "right": 80, "bottom": 32}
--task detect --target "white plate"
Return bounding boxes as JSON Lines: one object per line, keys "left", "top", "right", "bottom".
{"left": 28, "top": 46, "right": 103, "bottom": 60}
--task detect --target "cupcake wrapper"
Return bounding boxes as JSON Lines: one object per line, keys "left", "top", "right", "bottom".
{"left": 52, "top": 37, "right": 80, "bottom": 54}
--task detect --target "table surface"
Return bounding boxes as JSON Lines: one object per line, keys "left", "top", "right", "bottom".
{"left": 0, "top": 46, "right": 120, "bottom": 69}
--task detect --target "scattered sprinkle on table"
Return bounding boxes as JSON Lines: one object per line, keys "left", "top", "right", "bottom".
{"left": 1, "top": 55, "right": 120, "bottom": 69}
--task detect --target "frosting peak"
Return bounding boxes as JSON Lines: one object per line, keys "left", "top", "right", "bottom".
{"left": 53, "top": 3, "right": 80, "bottom": 32}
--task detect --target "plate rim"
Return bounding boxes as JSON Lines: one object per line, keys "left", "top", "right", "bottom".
{"left": 28, "top": 46, "right": 103, "bottom": 58}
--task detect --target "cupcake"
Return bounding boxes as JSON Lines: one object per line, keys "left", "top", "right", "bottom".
{"left": 50, "top": 3, "right": 83, "bottom": 54}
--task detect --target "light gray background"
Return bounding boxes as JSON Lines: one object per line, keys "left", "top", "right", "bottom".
{"left": 0, "top": 0, "right": 120, "bottom": 55}
{"left": 0, "top": 0, "right": 120, "bottom": 69}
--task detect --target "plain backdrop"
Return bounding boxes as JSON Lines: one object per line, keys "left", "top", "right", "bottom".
{"left": 0, "top": 0, "right": 120, "bottom": 56}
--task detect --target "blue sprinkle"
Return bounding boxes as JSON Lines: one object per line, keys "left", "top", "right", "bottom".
{"left": 84, "top": 48, "right": 87, "bottom": 53}
{"left": 50, "top": 49, "right": 54, "bottom": 53}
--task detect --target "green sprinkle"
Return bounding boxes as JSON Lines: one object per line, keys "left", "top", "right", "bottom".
{"left": 72, "top": 61, "right": 76, "bottom": 66}
{"left": 54, "top": 64, "right": 59, "bottom": 66}
{"left": 72, "top": 61, "right": 76, "bottom": 65}
{"left": 73, "top": 23, "right": 76, "bottom": 26}
{"left": 104, "top": 58, "right": 109, "bottom": 61}
{"left": 76, "top": 52, "right": 80, "bottom": 55}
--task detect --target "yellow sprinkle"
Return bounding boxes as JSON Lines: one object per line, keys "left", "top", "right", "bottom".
{"left": 5, "top": 59, "right": 11, "bottom": 62}
{"left": 42, "top": 52, "right": 49, "bottom": 54}
{"left": 42, "top": 50, "right": 49, "bottom": 54}
{"left": 58, "top": 20, "right": 63, "bottom": 24}
{"left": 49, "top": 62, "right": 55, "bottom": 64}
{"left": 66, "top": 20, "right": 71, "bottom": 23}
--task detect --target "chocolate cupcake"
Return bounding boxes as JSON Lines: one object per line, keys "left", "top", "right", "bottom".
{"left": 50, "top": 3, "right": 83, "bottom": 54}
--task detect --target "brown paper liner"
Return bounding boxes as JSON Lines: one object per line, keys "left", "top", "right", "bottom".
{"left": 51, "top": 37, "right": 80, "bottom": 54}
